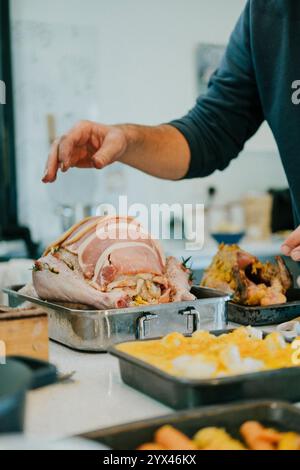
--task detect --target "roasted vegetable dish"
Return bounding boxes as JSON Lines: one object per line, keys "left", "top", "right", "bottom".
{"left": 137, "top": 422, "right": 300, "bottom": 450}
{"left": 117, "top": 327, "right": 298, "bottom": 379}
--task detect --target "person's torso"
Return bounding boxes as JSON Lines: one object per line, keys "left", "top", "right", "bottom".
{"left": 250, "top": 0, "right": 300, "bottom": 221}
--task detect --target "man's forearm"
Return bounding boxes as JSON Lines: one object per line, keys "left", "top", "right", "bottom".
{"left": 118, "top": 124, "right": 191, "bottom": 180}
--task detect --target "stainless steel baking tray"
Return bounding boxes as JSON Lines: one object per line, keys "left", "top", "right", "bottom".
{"left": 110, "top": 329, "right": 300, "bottom": 409}
{"left": 228, "top": 288, "right": 300, "bottom": 326}
{"left": 3, "top": 285, "right": 230, "bottom": 352}
{"left": 81, "top": 401, "right": 300, "bottom": 449}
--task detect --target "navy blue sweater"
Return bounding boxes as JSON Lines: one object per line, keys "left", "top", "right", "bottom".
{"left": 171, "top": 0, "right": 300, "bottom": 224}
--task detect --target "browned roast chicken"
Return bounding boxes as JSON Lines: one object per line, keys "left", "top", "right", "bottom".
{"left": 201, "top": 244, "right": 292, "bottom": 306}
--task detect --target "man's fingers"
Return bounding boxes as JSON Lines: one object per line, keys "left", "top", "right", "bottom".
{"left": 281, "top": 226, "right": 300, "bottom": 256}
{"left": 92, "top": 148, "right": 113, "bottom": 169}
{"left": 55, "top": 121, "right": 103, "bottom": 171}
{"left": 42, "top": 121, "right": 117, "bottom": 182}
{"left": 291, "top": 247, "right": 300, "bottom": 262}
{"left": 92, "top": 130, "right": 126, "bottom": 169}
{"left": 58, "top": 136, "right": 75, "bottom": 172}
{"left": 281, "top": 245, "right": 291, "bottom": 256}
{"left": 42, "top": 139, "right": 60, "bottom": 183}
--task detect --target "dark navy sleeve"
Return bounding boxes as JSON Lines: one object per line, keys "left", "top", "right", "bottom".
{"left": 170, "top": 0, "right": 264, "bottom": 178}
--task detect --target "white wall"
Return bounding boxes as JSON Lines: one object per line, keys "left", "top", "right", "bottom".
{"left": 10, "top": 0, "right": 287, "bottom": 243}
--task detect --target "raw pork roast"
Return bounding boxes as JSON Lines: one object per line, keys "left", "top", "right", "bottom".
{"left": 31, "top": 216, "right": 195, "bottom": 309}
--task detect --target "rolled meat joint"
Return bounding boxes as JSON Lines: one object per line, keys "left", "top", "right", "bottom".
{"left": 201, "top": 244, "right": 292, "bottom": 306}
{"left": 30, "top": 216, "right": 195, "bottom": 309}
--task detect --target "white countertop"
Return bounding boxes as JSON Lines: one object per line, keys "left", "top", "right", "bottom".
{"left": 25, "top": 341, "right": 171, "bottom": 439}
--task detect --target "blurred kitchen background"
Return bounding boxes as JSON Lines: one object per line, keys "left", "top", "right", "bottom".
{"left": 0, "top": 0, "right": 297, "bottom": 298}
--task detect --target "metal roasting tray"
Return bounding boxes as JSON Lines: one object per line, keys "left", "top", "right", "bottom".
{"left": 228, "top": 288, "right": 300, "bottom": 326}
{"left": 110, "top": 329, "right": 300, "bottom": 409}
{"left": 81, "top": 400, "right": 300, "bottom": 450}
{"left": 3, "top": 285, "right": 230, "bottom": 352}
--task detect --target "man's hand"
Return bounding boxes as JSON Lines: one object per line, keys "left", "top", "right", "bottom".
{"left": 43, "top": 120, "right": 128, "bottom": 183}
{"left": 42, "top": 121, "right": 190, "bottom": 183}
{"left": 281, "top": 225, "right": 300, "bottom": 261}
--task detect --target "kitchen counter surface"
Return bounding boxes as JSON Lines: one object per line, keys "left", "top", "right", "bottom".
{"left": 25, "top": 341, "right": 172, "bottom": 440}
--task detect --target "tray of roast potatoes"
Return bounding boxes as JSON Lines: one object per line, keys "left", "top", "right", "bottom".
{"left": 82, "top": 401, "right": 300, "bottom": 450}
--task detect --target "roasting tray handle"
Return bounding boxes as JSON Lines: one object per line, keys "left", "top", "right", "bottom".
{"left": 136, "top": 313, "right": 158, "bottom": 340}
{"left": 178, "top": 307, "right": 200, "bottom": 333}
{"left": 136, "top": 307, "right": 201, "bottom": 340}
